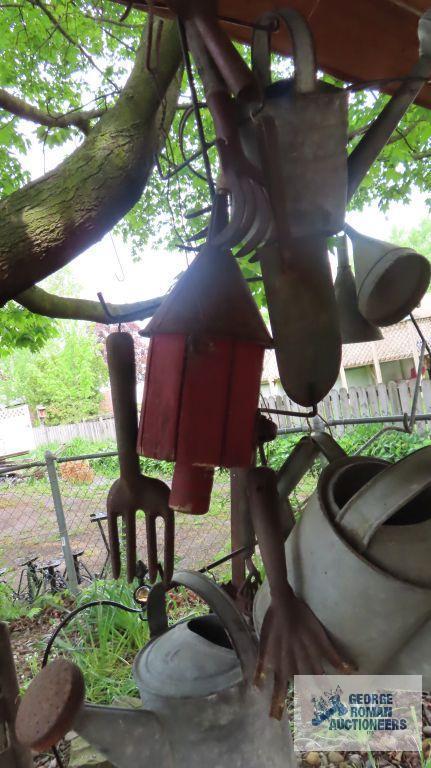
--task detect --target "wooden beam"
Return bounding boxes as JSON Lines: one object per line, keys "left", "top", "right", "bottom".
{"left": 107, "top": 0, "right": 431, "bottom": 107}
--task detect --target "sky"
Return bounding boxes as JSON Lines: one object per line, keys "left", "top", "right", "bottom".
{"left": 24, "top": 124, "right": 430, "bottom": 307}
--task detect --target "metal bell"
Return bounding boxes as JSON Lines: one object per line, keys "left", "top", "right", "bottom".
{"left": 345, "top": 224, "right": 431, "bottom": 326}
{"left": 334, "top": 235, "right": 383, "bottom": 344}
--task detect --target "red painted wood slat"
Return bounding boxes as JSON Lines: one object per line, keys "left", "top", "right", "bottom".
{"left": 137, "top": 334, "right": 186, "bottom": 460}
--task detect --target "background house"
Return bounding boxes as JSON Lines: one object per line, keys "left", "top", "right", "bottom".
{"left": 261, "top": 296, "right": 431, "bottom": 397}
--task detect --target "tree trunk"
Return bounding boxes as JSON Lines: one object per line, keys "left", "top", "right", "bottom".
{"left": 0, "top": 19, "right": 182, "bottom": 305}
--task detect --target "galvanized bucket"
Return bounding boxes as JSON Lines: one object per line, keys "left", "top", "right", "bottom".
{"left": 241, "top": 7, "right": 348, "bottom": 237}
{"left": 254, "top": 448, "right": 431, "bottom": 682}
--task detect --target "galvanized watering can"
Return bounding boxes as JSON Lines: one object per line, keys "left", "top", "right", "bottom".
{"left": 254, "top": 448, "right": 431, "bottom": 685}
{"left": 17, "top": 571, "right": 295, "bottom": 768}
{"left": 241, "top": 7, "right": 348, "bottom": 238}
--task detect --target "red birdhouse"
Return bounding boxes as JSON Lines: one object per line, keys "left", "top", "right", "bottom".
{"left": 137, "top": 242, "right": 272, "bottom": 515}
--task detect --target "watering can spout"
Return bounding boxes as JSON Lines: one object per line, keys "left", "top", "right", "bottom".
{"left": 15, "top": 659, "right": 173, "bottom": 768}
{"left": 74, "top": 704, "right": 172, "bottom": 768}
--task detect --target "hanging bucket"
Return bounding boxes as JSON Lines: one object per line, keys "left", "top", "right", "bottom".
{"left": 241, "top": 7, "right": 348, "bottom": 238}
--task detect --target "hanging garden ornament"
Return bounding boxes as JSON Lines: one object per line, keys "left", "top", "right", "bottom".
{"left": 137, "top": 195, "right": 272, "bottom": 515}
{"left": 334, "top": 235, "right": 383, "bottom": 344}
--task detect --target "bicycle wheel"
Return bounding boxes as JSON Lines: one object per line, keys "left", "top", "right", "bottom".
{"left": 27, "top": 566, "right": 42, "bottom": 603}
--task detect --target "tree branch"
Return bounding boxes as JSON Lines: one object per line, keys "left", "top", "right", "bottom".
{"left": 16, "top": 285, "right": 164, "bottom": 323}
{"left": 0, "top": 19, "right": 182, "bottom": 304}
{"left": 27, "top": 0, "right": 120, "bottom": 92}
{"left": 0, "top": 88, "right": 105, "bottom": 134}
{"left": 82, "top": 12, "right": 142, "bottom": 28}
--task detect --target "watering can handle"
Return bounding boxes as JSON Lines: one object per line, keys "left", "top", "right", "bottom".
{"left": 335, "top": 445, "right": 431, "bottom": 552}
{"left": 147, "top": 570, "right": 257, "bottom": 684}
{"left": 251, "top": 8, "right": 316, "bottom": 94}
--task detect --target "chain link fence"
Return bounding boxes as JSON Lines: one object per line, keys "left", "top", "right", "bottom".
{"left": 0, "top": 450, "right": 232, "bottom": 590}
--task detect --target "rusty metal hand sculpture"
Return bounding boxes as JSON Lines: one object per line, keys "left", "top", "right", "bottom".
{"left": 106, "top": 331, "right": 174, "bottom": 585}
{"left": 247, "top": 466, "right": 352, "bottom": 719}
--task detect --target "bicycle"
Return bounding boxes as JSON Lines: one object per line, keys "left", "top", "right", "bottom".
{"left": 62, "top": 549, "right": 93, "bottom": 587}
{"left": 15, "top": 554, "right": 41, "bottom": 603}
{"left": 15, "top": 554, "right": 67, "bottom": 602}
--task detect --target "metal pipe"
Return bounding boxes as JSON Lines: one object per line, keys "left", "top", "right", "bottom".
{"left": 277, "top": 412, "right": 431, "bottom": 436}
{"left": 410, "top": 312, "right": 431, "bottom": 358}
{"left": 55, "top": 451, "right": 118, "bottom": 464}
{"left": 408, "top": 339, "right": 426, "bottom": 431}
{"left": 45, "top": 451, "right": 79, "bottom": 596}
{"left": 347, "top": 51, "right": 431, "bottom": 201}
{"left": 0, "top": 459, "right": 47, "bottom": 475}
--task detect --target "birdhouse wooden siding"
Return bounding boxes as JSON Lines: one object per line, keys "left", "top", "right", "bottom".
{"left": 139, "top": 335, "right": 265, "bottom": 467}
{"left": 137, "top": 243, "right": 272, "bottom": 514}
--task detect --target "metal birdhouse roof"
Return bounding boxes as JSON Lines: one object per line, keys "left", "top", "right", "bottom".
{"left": 110, "top": 0, "right": 431, "bottom": 109}
{"left": 140, "top": 244, "right": 273, "bottom": 346}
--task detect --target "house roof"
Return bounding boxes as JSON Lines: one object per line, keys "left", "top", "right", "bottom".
{"left": 341, "top": 320, "right": 426, "bottom": 368}
{"left": 262, "top": 298, "right": 431, "bottom": 380}
{"left": 141, "top": 244, "right": 273, "bottom": 346}
{"left": 110, "top": 0, "right": 431, "bottom": 108}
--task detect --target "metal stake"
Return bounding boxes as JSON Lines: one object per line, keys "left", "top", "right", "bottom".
{"left": 45, "top": 451, "right": 79, "bottom": 596}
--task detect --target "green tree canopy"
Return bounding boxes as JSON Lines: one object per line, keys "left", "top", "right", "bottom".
{"left": 1, "top": 2, "right": 431, "bottom": 347}
{"left": 391, "top": 218, "right": 431, "bottom": 268}
{"left": 0, "top": 323, "right": 107, "bottom": 424}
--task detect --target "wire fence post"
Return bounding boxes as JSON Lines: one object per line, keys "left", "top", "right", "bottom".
{"left": 45, "top": 451, "right": 79, "bottom": 596}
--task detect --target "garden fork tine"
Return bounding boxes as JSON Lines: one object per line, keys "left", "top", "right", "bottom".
{"left": 145, "top": 505, "right": 175, "bottom": 585}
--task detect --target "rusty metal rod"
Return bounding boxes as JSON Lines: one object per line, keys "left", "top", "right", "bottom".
{"left": 199, "top": 545, "right": 250, "bottom": 574}
{"left": 178, "top": 18, "right": 215, "bottom": 197}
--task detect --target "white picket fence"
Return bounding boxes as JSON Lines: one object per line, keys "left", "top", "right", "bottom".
{"left": 32, "top": 379, "right": 431, "bottom": 446}
{"left": 33, "top": 416, "right": 117, "bottom": 446}
{"left": 261, "top": 379, "right": 431, "bottom": 434}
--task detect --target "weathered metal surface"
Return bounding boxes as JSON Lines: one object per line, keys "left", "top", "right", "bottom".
{"left": 333, "top": 447, "right": 431, "bottom": 588}
{"left": 167, "top": 1, "right": 259, "bottom": 102}
{"left": 345, "top": 225, "right": 431, "bottom": 327}
{"left": 17, "top": 572, "right": 295, "bottom": 768}
{"left": 186, "top": 22, "right": 273, "bottom": 255}
{"left": 254, "top": 450, "right": 431, "bottom": 684}
{"left": 334, "top": 236, "right": 383, "bottom": 344}
{"left": 106, "top": 331, "right": 175, "bottom": 583}
{"left": 140, "top": 200, "right": 272, "bottom": 344}
{"left": 0, "top": 623, "right": 33, "bottom": 768}
{"left": 15, "top": 659, "right": 84, "bottom": 752}
{"left": 257, "top": 232, "right": 341, "bottom": 407}
{"left": 247, "top": 8, "right": 348, "bottom": 238}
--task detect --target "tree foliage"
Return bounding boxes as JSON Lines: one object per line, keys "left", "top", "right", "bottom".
{"left": 391, "top": 218, "right": 431, "bottom": 266}
{"left": 0, "top": 323, "right": 107, "bottom": 423}
{"left": 1, "top": 2, "right": 431, "bottom": 341}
